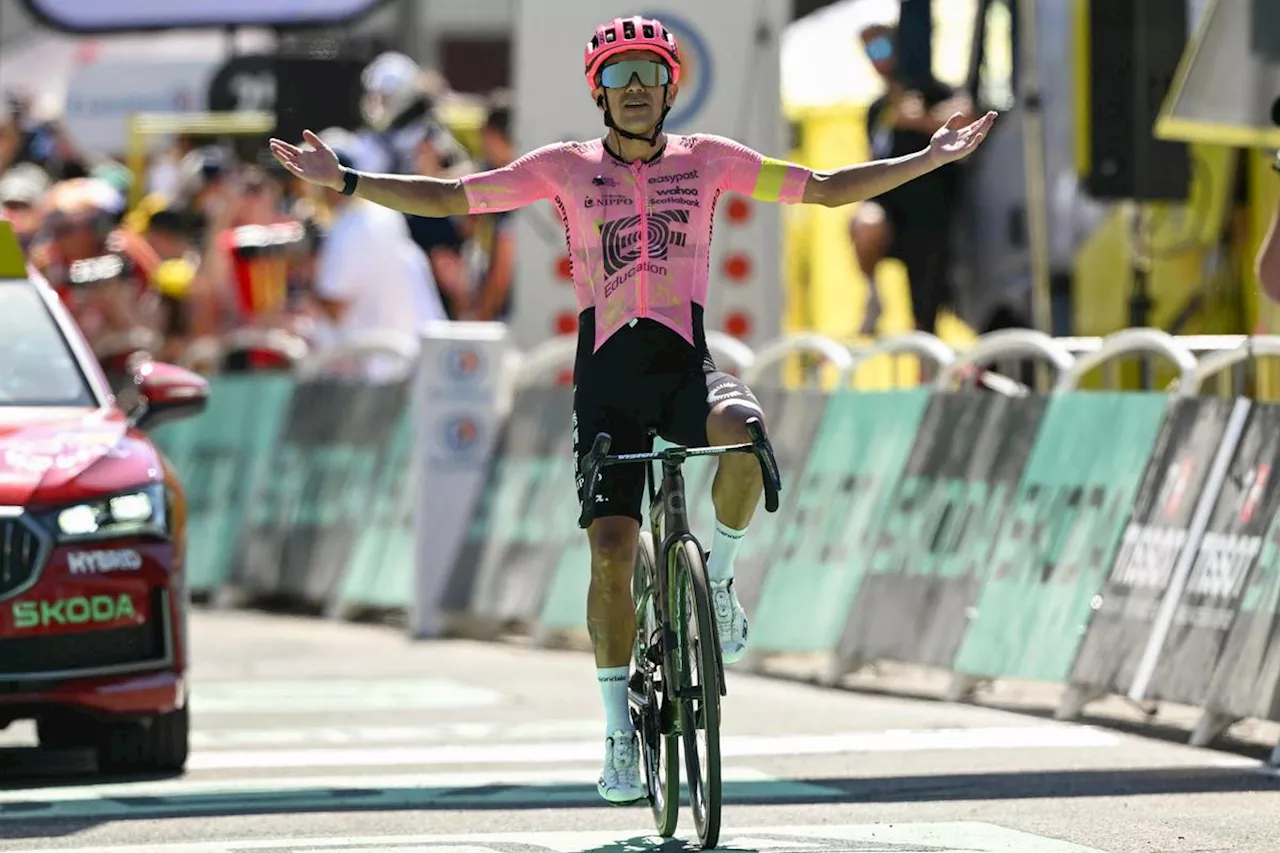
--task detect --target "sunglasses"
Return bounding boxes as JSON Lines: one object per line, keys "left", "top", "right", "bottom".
{"left": 598, "top": 58, "right": 672, "bottom": 89}
{"left": 864, "top": 35, "right": 894, "bottom": 62}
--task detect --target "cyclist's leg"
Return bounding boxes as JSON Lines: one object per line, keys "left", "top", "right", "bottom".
{"left": 664, "top": 367, "right": 765, "bottom": 663}
{"left": 574, "top": 348, "right": 651, "bottom": 804}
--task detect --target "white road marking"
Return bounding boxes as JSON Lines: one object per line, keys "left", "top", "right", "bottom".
{"left": 190, "top": 678, "right": 504, "bottom": 713}
{"left": 183, "top": 725, "right": 1120, "bottom": 771}
{"left": 190, "top": 719, "right": 602, "bottom": 749}
{"left": 0, "top": 767, "right": 838, "bottom": 820}
{"left": 0, "top": 822, "right": 1110, "bottom": 852}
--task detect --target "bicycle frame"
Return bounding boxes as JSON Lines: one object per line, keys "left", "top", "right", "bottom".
{"left": 644, "top": 447, "right": 725, "bottom": 703}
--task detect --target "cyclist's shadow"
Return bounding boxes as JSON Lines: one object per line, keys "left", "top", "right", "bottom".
{"left": 578, "top": 838, "right": 753, "bottom": 853}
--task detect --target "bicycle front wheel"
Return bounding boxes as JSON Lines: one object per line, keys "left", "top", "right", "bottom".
{"left": 633, "top": 532, "right": 680, "bottom": 837}
{"left": 674, "top": 538, "right": 722, "bottom": 848}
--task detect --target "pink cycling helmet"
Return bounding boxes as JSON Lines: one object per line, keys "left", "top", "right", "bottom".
{"left": 584, "top": 16, "right": 681, "bottom": 90}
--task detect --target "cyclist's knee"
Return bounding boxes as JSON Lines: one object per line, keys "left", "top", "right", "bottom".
{"left": 706, "top": 404, "right": 764, "bottom": 445}
{"left": 588, "top": 517, "right": 640, "bottom": 575}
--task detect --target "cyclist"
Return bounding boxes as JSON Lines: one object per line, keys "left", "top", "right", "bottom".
{"left": 270, "top": 15, "right": 995, "bottom": 806}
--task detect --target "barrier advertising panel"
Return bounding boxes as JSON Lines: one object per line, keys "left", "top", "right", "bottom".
{"left": 234, "top": 378, "right": 409, "bottom": 609}
{"left": 953, "top": 392, "right": 1169, "bottom": 682}
{"left": 411, "top": 322, "right": 508, "bottom": 638}
{"left": 840, "top": 392, "right": 1046, "bottom": 668}
{"left": 443, "top": 385, "right": 575, "bottom": 631}
{"left": 749, "top": 389, "right": 931, "bottom": 655}
{"left": 1068, "top": 397, "right": 1243, "bottom": 695}
{"left": 156, "top": 374, "right": 293, "bottom": 594}
{"left": 1204, "top": 403, "right": 1280, "bottom": 722}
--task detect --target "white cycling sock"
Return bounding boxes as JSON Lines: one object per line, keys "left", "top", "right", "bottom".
{"left": 598, "top": 666, "right": 634, "bottom": 735}
{"left": 707, "top": 520, "right": 747, "bottom": 583}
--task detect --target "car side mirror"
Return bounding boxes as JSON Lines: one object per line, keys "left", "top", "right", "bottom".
{"left": 126, "top": 360, "right": 209, "bottom": 431}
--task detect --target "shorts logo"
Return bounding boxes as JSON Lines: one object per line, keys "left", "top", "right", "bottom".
{"left": 707, "top": 381, "right": 742, "bottom": 403}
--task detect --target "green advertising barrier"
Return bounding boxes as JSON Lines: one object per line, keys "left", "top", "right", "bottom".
{"left": 153, "top": 374, "right": 294, "bottom": 595}
{"left": 235, "top": 378, "right": 410, "bottom": 610}
{"left": 839, "top": 392, "right": 1047, "bottom": 669}
{"left": 747, "top": 389, "right": 930, "bottom": 656}
{"left": 444, "top": 385, "right": 577, "bottom": 630}
{"left": 335, "top": 401, "right": 417, "bottom": 614}
{"left": 951, "top": 392, "right": 1170, "bottom": 682}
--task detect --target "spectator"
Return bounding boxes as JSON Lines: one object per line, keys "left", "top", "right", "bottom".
{"left": 32, "top": 177, "right": 159, "bottom": 309}
{"left": 355, "top": 51, "right": 473, "bottom": 179}
{"left": 0, "top": 163, "right": 50, "bottom": 251}
{"left": 1259, "top": 151, "right": 1280, "bottom": 302}
{"left": 141, "top": 205, "right": 201, "bottom": 363}
{"left": 465, "top": 90, "right": 517, "bottom": 322}
{"left": 355, "top": 52, "right": 475, "bottom": 319}
{"left": 848, "top": 23, "right": 973, "bottom": 336}
{"left": 220, "top": 167, "right": 301, "bottom": 321}
{"left": 310, "top": 133, "right": 446, "bottom": 380}
{"left": 405, "top": 129, "right": 472, "bottom": 320}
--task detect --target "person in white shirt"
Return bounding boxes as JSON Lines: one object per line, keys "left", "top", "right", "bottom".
{"left": 312, "top": 133, "right": 447, "bottom": 381}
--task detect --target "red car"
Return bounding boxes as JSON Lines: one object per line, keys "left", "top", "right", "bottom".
{"left": 0, "top": 224, "right": 208, "bottom": 773}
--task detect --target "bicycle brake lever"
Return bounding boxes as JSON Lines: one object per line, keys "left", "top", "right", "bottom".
{"left": 577, "top": 433, "right": 613, "bottom": 529}
{"left": 744, "top": 417, "right": 782, "bottom": 513}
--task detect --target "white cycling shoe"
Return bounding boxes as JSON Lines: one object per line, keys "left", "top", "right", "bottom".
{"left": 597, "top": 729, "right": 646, "bottom": 805}
{"left": 710, "top": 577, "right": 749, "bottom": 664}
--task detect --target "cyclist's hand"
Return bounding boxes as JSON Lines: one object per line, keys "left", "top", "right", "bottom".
{"left": 927, "top": 110, "right": 997, "bottom": 166}
{"left": 269, "top": 130, "right": 343, "bottom": 191}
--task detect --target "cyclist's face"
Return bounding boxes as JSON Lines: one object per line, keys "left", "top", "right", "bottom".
{"left": 594, "top": 50, "right": 677, "bottom": 134}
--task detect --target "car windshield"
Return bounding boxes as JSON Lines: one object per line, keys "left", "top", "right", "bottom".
{"left": 0, "top": 282, "right": 96, "bottom": 407}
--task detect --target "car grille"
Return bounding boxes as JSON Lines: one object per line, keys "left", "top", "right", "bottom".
{"left": 0, "top": 590, "right": 169, "bottom": 679}
{"left": 0, "top": 517, "right": 43, "bottom": 601}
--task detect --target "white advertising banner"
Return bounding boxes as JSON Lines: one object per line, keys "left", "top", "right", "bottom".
{"left": 507, "top": 0, "right": 791, "bottom": 354}
{"left": 63, "top": 60, "right": 215, "bottom": 154}
{"left": 411, "top": 321, "right": 509, "bottom": 639}
{"left": 25, "top": 0, "right": 380, "bottom": 31}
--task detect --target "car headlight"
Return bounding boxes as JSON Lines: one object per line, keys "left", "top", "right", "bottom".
{"left": 43, "top": 484, "right": 168, "bottom": 543}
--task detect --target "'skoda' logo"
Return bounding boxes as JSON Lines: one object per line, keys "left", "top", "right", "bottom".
{"left": 13, "top": 594, "right": 138, "bottom": 629}
{"left": 600, "top": 209, "right": 690, "bottom": 277}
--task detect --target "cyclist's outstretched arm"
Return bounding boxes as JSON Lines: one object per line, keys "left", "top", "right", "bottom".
{"left": 270, "top": 129, "right": 555, "bottom": 218}
{"left": 710, "top": 110, "right": 996, "bottom": 209}
{"left": 804, "top": 110, "right": 996, "bottom": 206}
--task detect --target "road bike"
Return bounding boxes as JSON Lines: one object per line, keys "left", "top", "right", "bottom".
{"left": 577, "top": 417, "right": 782, "bottom": 848}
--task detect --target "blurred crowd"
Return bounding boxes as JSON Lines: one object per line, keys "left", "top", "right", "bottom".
{"left": 0, "top": 53, "right": 517, "bottom": 383}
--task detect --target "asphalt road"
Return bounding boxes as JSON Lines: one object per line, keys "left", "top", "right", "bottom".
{"left": 3, "top": 609, "right": 1280, "bottom": 853}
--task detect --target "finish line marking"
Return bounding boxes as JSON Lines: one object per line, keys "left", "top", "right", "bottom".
{"left": 0, "top": 767, "right": 839, "bottom": 821}
{"left": 0, "top": 822, "right": 1112, "bottom": 853}
{"left": 183, "top": 726, "right": 1121, "bottom": 771}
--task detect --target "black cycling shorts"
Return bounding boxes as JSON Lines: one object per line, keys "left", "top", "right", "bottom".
{"left": 572, "top": 306, "right": 761, "bottom": 523}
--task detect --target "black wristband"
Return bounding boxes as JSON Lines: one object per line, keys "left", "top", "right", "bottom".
{"left": 340, "top": 168, "right": 360, "bottom": 196}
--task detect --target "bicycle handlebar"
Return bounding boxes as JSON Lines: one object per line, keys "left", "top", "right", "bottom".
{"left": 577, "top": 416, "right": 782, "bottom": 529}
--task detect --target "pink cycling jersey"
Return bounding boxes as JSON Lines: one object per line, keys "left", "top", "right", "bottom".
{"left": 460, "top": 134, "right": 812, "bottom": 352}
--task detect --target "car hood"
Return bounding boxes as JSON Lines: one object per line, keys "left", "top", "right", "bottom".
{"left": 0, "top": 407, "right": 161, "bottom": 507}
